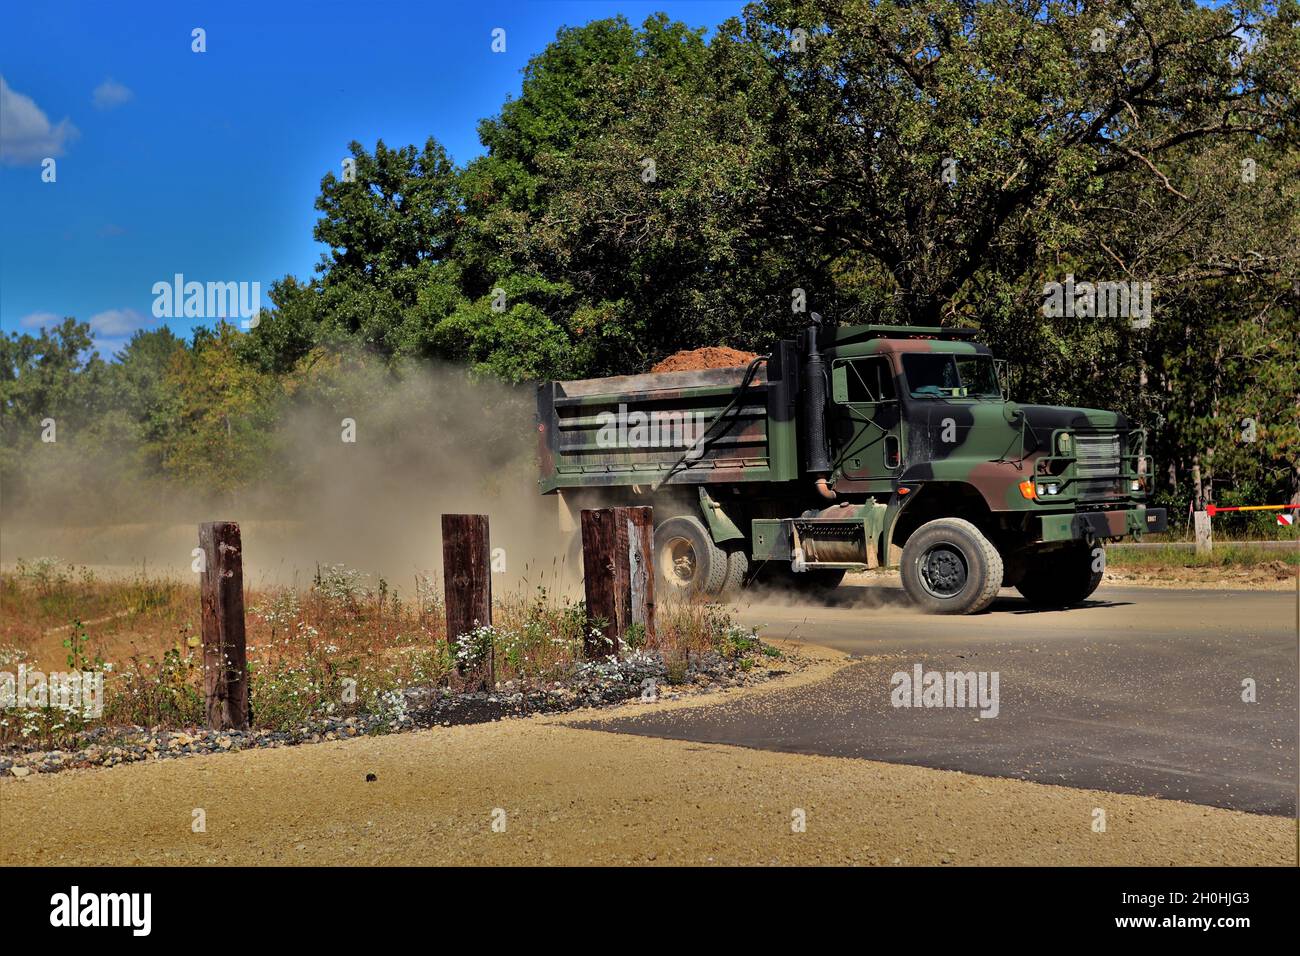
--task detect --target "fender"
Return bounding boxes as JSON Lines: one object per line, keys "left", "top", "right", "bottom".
{"left": 880, "top": 485, "right": 924, "bottom": 567}
{"left": 697, "top": 487, "right": 745, "bottom": 544}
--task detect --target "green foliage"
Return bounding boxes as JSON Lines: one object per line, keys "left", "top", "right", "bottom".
{"left": 719, "top": 624, "right": 762, "bottom": 660}
{"left": 153, "top": 322, "right": 279, "bottom": 495}
{"left": 107, "top": 647, "right": 205, "bottom": 729}
{"left": 621, "top": 621, "right": 648, "bottom": 652}
{"left": 62, "top": 620, "right": 104, "bottom": 672}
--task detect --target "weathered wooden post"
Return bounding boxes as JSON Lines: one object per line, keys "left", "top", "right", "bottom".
{"left": 441, "top": 514, "right": 493, "bottom": 685}
{"left": 581, "top": 506, "right": 655, "bottom": 658}
{"left": 581, "top": 508, "right": 618, "bottom": 658}
{"left": 1194, "top": 510, "right": 1213, "bottom": 555}
{"left": 625, "top": 507, "right": 656, "bottom": 647}
{"left": 199, "top": 521, "right": 249, "bottom": 730}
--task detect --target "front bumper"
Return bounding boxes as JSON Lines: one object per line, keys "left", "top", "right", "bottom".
{"left": 1040, "top": 506, "right": 1167, "bottom": 543}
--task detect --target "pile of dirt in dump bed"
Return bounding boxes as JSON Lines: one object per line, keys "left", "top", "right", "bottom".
{"left": 650, "top": 346, "right": 759, "bottom": 373}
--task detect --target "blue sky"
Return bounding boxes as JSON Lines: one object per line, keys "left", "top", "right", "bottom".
{"left": 0, "top": 0, "right": 745, "bottom": 355}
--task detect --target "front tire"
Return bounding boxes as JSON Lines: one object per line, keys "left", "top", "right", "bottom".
{"left": 900, "top": 518, "right": 1003, "bottom": 615}
{"left": 654, "top": 516, "right": 728, "bottom": 599}
{"left": 1015, "top": 543, "right": 1103, "bottom": 607}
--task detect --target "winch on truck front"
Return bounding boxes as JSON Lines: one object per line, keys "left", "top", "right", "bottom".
{"left": 536, "top": 318, "right": 1166, "bottom": 614}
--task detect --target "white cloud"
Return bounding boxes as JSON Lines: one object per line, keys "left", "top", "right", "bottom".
{"left": 0, "top": 75, "right": 79, "bottom": 165}
{"left": 88, "top": 308, "right": 150, "bottom": 337}
{"left": 92, "top": 78, "right": 133, "bottom": 110}
{"left": 19, "top": 311, "right": 61, "bottom": 329}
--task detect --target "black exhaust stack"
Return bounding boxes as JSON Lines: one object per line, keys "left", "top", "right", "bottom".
{"left": 801, "top": 314, "right": 835, "bottom": 499}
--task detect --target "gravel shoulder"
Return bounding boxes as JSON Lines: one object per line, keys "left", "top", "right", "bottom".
{"left": 1, "top": 640, "right": 1291, "bottom": 866}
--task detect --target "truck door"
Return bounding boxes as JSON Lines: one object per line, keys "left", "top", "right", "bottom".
{"left": 830, "top": 356, "right": 903, "bottom": 484}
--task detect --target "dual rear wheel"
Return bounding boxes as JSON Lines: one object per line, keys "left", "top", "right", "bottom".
{"left": 655, "top": 515, "right": 728, "bottom": 598}
{"left": 653, "top": 515, "right": 851, "bottom": 600}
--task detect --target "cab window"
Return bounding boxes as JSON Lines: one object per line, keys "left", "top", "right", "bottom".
{"left": 902, "top": 353, "right": 1001, "bottom": 399}
{"left": 955, "top": 356, "right": 1002, "bottom": 398}
{"left": 842, "top": 357, "right": 896, "bottom": 403}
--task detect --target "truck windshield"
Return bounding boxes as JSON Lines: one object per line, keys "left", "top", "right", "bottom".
{"left": 902, "top": 354, "right": 1002, "bottom": 399}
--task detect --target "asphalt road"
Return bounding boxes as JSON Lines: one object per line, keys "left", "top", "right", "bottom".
{"left": 582, "top": 583, "right": 1299, "bottom": 815}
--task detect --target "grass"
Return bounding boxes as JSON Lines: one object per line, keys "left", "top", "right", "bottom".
{"left": 1107, "top": 541, "right": 1299, "bottom": 569}
{"left": 0, "top": 557, "right": 765, "bottom": 749}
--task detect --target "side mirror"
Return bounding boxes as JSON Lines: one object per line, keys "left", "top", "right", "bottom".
{"left": 831, "top": 364, "right": 848, "bottom": 403}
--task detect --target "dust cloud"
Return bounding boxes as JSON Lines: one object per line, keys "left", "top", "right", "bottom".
{"left": 0, "top": 361, "right": 574, "bottom": 596}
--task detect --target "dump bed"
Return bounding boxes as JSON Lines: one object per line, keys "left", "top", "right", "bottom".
{"left": 537, "top": 352, "right": 799, "bottom": 493}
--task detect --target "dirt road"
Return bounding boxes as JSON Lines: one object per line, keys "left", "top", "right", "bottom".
{"left": 1, "top": 638, "right": 1293, "bottom": 866}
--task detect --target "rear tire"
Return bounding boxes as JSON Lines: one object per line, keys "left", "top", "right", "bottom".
{"left": 1015, "top": 543, "right": 1103, "bottom": 607}
{"left": 721, "top": 546, "right": 749, "bottom": 597}
{"left": 900, "top": 518, "right": 1003, "bottom": 615}
{"left": 654, "top": 516, "right": 728, "bottom": 599}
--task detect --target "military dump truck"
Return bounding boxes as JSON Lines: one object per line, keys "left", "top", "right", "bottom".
{"left": 536, "top": 320, "right": 1167, "bottom": 614}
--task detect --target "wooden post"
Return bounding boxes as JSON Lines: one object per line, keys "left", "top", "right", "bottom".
{"left": 581, "top": 509, "right": 618, "bottom": 658}
{"left": 1193, "top": 509, "right": 1213, "bottom": 555}
{"left": 625, "top": 507, "right": 656, "bottom": 647}
{"left": 199, "top": 521, "right": 249, "bottom": 730}
{"left": 441, "top": 514, "right": 493, "bottom": 686}
{"left": 581, "top": 506, "right": 655, "bottom": 658}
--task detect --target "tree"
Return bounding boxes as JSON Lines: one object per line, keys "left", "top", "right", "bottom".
{"left": 738, "top": 0, "right": 1300, "bottom": 325}
{"left": 154, "top": 323, "right": 279, "bottom": 497}
{"left": 308, "top": 138, "right": 469, "bottom": 359}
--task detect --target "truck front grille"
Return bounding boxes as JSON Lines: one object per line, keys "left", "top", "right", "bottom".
{"left": 1074, "top": 433, "right": 1121, "bottom": 478}
{"left": 1072, "top": 433, "right": 1124, "bottom": 500}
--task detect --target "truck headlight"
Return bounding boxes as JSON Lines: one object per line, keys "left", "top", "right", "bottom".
{"left": 1130, "top": 480, "right": 1141, "bottom": 492}
{"left": 1057, "top": 433, "right": 1071, "bottom": 455}
{"left": 1036, "top": 483, "right": 1060, "bottom": 496}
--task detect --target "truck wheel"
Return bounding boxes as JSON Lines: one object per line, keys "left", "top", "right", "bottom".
{"left": 721, "top": 546, "right": 749, "bottom": 597}
{"left": 1015, "top": 544, "right": 1103, "bottom": 608}
{"left": 654, "top": 516, "right": 728, "bottom": 599}
{"left": 900, "top": 518, "right": 1003, "bottom": 615}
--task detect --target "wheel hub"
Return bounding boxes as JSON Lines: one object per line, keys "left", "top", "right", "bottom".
{"left": 664, "top": 538, "right": 697, "bottom": 587}
{"left": 919, "top": 544, "right": 968, "bottom": 598}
